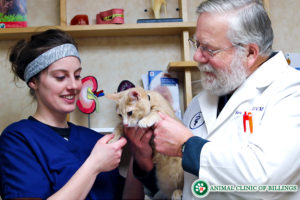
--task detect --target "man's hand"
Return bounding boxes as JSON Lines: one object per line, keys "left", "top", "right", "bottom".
{"left": 123, "top": 126, "right": 154, "bottom": 172}
{"left": 153, "top": 112, "right": 193, "bottom": 157}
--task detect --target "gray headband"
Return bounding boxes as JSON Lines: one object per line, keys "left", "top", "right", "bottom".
{"left": 24, "top": 43, "right": 81, "bottom": 83}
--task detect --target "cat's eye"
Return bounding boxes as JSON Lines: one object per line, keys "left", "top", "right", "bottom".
{"left": 118, "top": 114, "right": 122, "bottom": 118}
{"left": 127, "top": 111, "right": 133, "bottom": 116}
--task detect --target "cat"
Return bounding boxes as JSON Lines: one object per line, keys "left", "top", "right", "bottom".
{"left": 106, "top": 86, "right": 183, "bottom": 200}
{"left": 152, "top": 0, "right": 167, "bottom": 19}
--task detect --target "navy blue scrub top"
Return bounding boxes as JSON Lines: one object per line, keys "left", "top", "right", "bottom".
{"left": 0, "top": 119, "right": 124, "bottom": 200}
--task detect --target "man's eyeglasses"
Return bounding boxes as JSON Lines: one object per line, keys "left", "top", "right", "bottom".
{"left": 188, "top": 38, "right": 241, "bottom": 57}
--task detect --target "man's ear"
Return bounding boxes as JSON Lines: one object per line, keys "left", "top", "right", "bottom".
{"left": 246, "top": 43, "right": 260, "bottom": 68}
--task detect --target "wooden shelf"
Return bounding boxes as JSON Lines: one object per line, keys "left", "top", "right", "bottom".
{"left": 0, "top": 22, "right": 196, "bottom": 40}
{"left": 168, "top": 61, "right": 198, "bottom": 71}
{"left": 168, "top": 61, "right": 198, "bottom": 109}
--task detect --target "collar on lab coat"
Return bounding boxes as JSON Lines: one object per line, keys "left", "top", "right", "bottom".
{"left": 197, "top": 51, "right": 288, "bottom": 135}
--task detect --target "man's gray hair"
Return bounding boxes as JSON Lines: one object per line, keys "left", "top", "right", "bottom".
{"left": 197, "top": 0, "right": 273, "bottom": 56}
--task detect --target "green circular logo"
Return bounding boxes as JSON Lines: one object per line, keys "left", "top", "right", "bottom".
{"left": 191, "top": 179, "right": 210, "bottom": 198}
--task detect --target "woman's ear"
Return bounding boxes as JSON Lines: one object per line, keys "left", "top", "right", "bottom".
{"left": 28, "top": 78, "right": 38, "bottom": 90}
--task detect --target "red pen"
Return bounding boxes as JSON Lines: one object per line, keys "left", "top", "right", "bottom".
{"left": 248, "top": 112, "right": 253, "bottom": 133}
{"left": 243, "top": 112, "right": 253, "bottom": 133}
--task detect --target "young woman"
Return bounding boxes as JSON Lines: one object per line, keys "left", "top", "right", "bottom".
{"left": 0, "top": 29, "right": 143, "bottom": 200}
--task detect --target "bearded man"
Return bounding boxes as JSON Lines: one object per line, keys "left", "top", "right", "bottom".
{"left": 125, "top": 0, "right": 300, "bottom": 199}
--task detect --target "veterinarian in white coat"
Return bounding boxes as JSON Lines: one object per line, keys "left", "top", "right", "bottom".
{"left": 177, "top": 50, "right": 300, "bottom": 200}
{"left": 151, "top": 0, "right": 300, "bottom": 199}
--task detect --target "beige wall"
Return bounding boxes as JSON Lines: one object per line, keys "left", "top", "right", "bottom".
{"left": 1, "top": 0, "right": 300, "bottom": 133}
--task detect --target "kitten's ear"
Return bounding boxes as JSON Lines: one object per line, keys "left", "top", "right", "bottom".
{"left": 129, "top": 90, "right": 140, "bottom": 101}
{"left": 105, "top": 93, "right": 121, "bottom": 102}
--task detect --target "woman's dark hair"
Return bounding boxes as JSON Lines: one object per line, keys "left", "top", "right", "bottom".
{"left": 10, "top": 29, "right": 78, "bottom": 83}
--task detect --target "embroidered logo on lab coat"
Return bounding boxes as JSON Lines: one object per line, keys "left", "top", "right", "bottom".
{"left": 189, "top": 112, "right": 205, "bottom": 129}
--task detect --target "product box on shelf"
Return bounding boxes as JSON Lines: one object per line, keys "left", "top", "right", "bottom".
{"left": 0, "top": 0, "right": 27, "bottom": 28}
{"left": 142, "top": 70, "right": 182, "bottom": 120}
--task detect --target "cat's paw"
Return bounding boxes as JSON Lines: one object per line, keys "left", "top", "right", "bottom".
{"left": 138, "top": 113, "right": 160, "bottom": 128}
{"left": 138, "top": 117, "right": 159, "bottom": 128}
{"left": 138, "top": 118, "right": 154, "bottom": 128}
{"left": 171, "top": 189, "right": 183, "bottom": 200}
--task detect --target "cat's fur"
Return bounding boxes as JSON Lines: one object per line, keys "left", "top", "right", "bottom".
{"left": 106, "top": 87, "right": 183, "bottom": 200}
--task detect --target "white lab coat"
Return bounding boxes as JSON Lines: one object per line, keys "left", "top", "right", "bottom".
{"left": 182, "top": 51, "right": 300, "bottom": 200}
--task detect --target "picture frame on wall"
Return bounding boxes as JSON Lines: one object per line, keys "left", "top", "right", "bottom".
{"left": 0, "top": 0, "right": 27, "bottom": 28}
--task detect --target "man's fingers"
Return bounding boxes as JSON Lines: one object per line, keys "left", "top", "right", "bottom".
{"left": 140, "top": 129, "right": 153, "bottom": 143}
{"left": 123, "top": 126, "right": 136, "bottom": 139}
{"left": 136, "top": 127, "right": 148, "bottom": 141}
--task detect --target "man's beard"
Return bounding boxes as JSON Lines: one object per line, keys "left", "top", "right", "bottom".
{"left": 198, "top": 49, "right": 248, "bottom": 96}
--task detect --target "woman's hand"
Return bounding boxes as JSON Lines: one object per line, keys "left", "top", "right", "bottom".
{"left": 88, "top": 134, "right": 127, "bottom": 174}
